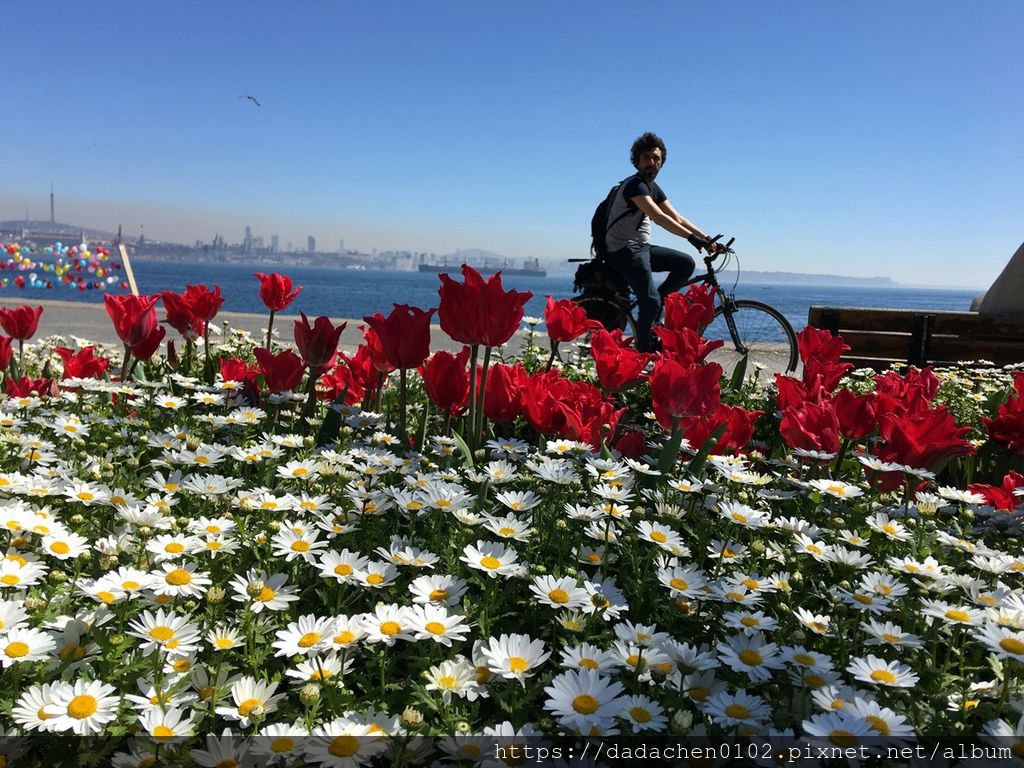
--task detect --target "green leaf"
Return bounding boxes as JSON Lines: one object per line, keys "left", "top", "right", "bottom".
{"left": 657, "top": 424, "right": 685, "bottom": 474}
{"left": 727, "top": 352, "right": 749, "bottom": 392}
{"left": 687, "top": 421, "right": 728, "bottom": 477}
{"left": 414, "top": 398, "right": 430, "bottom": 452}
{"left": 451, "top": 428, "right": 475, "bottom": 468}
{"left": 315, "top": 395, "right": 347, "bottom": 447}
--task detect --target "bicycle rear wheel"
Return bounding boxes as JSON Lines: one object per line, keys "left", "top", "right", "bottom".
{"left": 575, "top": 295, "right": 638, "bottom": 338}
{"left": 703, "top": 299, "right": 799, "bottom": 375}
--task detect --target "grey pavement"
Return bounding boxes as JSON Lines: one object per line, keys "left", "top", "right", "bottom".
{"left": 0, "top": 295, "right": 542, "bottom": 358}
{"left": 0, "top": 296, "right": 796, "bottom": 376}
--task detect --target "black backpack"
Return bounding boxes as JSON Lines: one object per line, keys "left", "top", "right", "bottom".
{"left": 590, "top": 178, "right": 636, "bottom": 260}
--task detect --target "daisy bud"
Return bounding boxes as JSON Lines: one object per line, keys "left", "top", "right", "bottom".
{"left": 750, "top": 541, "right": 766, "bottom": 555}
{"left": 455, "top": 721, "right": 472, "bottom": 734}
{"left": 69, "top": 514, "right": 86, "bottom": 525}
{"left": 126, "top": 457, "right": 140, "bottom": 468}
{"left": 99, "top": 555, "right": 119, "bottom": 570}
{"left": 184, "top": 600, "right": 198, "bottom": 612}
{"left": 48, "top": 570, "right": 67, "bottom": 584}
{"left": 78, "top": 551, "right": 92, "bottom": 562}
{"left": 401, "top": 706, "right": 424, "bottom": 727}
{"left": 555, "top": 519, "right": 568, "bottom": 530}
{"left": 138, "top": 526, "right": 152, "bottom": 537}
{"left": 266, "top": 521, "right": 281, "bottom": 533}
{"left": 24, "top": 597, "right": 47, "bottom": 611}
{"left": 299, "top": 684, "right": 321, "bottom": 706}
{"left": 110, "top": 634, "right": 126, "bottom": 646}
{"left": 791, "top": 571, "right": 804, "bottom": 584}
{"left": 964, "top": 510, "right": 975, "bottom": 520}
{"left": 246, "top": 579, "right": 267, "bottom": 598}
{"left": 248, "top": 704, "right": 266, "bottom": 724}
{"left": 907, "top": 517, "right": 918, "bottom": 527}
{"left": 670, "top": 709, "right": 693, "bottom": 735}
{"left": 831, "top": 517, "right": 845, "bottom": 526}
{"left": 206, "top": 586, "right": 226, "bottom": 604}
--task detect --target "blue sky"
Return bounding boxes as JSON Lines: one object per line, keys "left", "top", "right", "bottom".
{"left": 3, "top": 1, "right": 1020, "bottom": 286}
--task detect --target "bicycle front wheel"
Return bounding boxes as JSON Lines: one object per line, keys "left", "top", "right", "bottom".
{"left": 703, "top": 300, "right": 799, "bottom": 376}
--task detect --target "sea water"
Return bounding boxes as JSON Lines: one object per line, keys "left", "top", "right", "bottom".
{"left": 22, "top": 260, "right": 980, "bottom": 333}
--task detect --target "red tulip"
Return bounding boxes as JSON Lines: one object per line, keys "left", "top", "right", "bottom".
{"left": 0, "top": 305, "right": 43, "bottom": 340}
{"left": 130, "top": 325, "right": 167, "bottom": 361}
{"left": 254, "top": 347, "right": 306, "bottom": 393}
{"left": 362, "top": 327, "right": 396, "bottom": 375}
{"left": 654, "top": 325, "right": 725, "bottom": 366}
{"left": 5, "top": 376, "right": 56, "bottom": 398}
{"left": 294, "top": 313, "right": 346, "bottom": 370}
{"left": 663, "top": 284, "right": 716, "bottom": 332}
{"left": 345, "top": 343, "right": 381, "bottom": 392}
{"left": 874, "top": 368, "right": 941, "bottom": 416}
{"left": 983, "top": 372, "right": 1024, "bottom": 454}
{"left": 104, "top": 294, "right": 160, "bottom": 347}
{"left": 162, "top": 291, "right": 205, "bottom": 339}
{"left": 483, "top": 361, "right": 526, "bottom": 422}
{"left": 614, "top": 430, "right": 648, "bottom": 460}
{"left": 969, "top": 471, "right": 1024, "bottom": 511}
{"left": 681, "top": 403, "right": 762, "bottom": 455}
{"left": 319, "top": 362, "right": 362, "bottom": 405}
{"left": 877, "top": 406, "right": 974, "bottom": 471}
{"left": 557, "top": 385, "right": 625, "bottom": 450}
{"left": 363, "top": 305, "right": 435, "bottom": 370}
{"left": 255, "top": 272, "right": 302, "bottom": 312}
{"left": 420, "top": 347, "right": 472, "bottom": 417}
{"left": 54, "top": 346, "right": 110, "bottom": 379}
{"left": 544, "top": 296, "right": 599, "bottom": 343}
{"left": 589, "top": 328, "right": 650, "bottom": 391}
{"left": 0, "top": 336, "right": 11, "bottom": 370}
{"left": 832, "top": 388, "right": 877, "bottom": 440}
{"left": 219, "top": 357, "right": 259, "bottom": 383}
{"left": 437, "top": 265, "right": 532, "bottom": 347}
{"left": 183, "top": 284, "right": 224, "bottom": 323}
{"left": 798, "top": 327, "right": 853, "bottom": 391}
{"left": 773, "top": 374, "right": 827, "bottom": 412}
{"left": 649, "top": 358, "right": 723, "bottom": 431}
{"left": 520, "top": 370, "right": 570, "bottom": 435}
{"left": 780, "top": 400, "right": 841, "bottom": 454}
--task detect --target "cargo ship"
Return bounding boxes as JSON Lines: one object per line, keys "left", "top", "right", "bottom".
{"left": 418, "top": 257, "right": 546, "bottom": 277}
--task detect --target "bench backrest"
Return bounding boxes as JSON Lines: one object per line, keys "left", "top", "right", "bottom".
{"left": 807, "top": 306, "right": 1024, "bottom": 369}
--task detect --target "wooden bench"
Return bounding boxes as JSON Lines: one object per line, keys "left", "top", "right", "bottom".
{"left": 807, "top": 306, "right": 1024, "bottom": 370}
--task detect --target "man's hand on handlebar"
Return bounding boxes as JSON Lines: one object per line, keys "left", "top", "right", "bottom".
{"left": 688, "top": 234, "right": 732, "bottom": 255}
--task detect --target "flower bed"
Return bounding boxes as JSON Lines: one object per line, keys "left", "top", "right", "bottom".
{"left": 0, "top": 268, "right": 1023, "bottom": 765}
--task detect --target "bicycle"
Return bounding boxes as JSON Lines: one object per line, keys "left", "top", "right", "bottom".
{"left": 570, "top": 237, "right": 800, "bottom": 373}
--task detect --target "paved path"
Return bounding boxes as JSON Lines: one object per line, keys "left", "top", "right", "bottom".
{"left": 0, "top": 296, "right": 540, "bottom": 358}
{"left": 0, "top": 296, "right": 797, "bottom": 377}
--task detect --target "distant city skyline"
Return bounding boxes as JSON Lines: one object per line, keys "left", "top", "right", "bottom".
{"left": 2, "top": 1, "right": 1021, "bottom": 288}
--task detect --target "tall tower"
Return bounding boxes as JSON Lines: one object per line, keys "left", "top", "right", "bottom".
{"left": 50, "top": 183, "right": 55, "bottom": 224}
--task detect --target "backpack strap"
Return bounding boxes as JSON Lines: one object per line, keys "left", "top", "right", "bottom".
{"left": 605, "top": 176, "right": 641, "bottom": 234}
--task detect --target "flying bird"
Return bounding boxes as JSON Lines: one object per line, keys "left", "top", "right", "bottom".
{"left": 240, "top": 95, "right": 261, "bottom": 107}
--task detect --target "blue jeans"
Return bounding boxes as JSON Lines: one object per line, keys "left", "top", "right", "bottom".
{"left": 606, "top": 243, "right": 696, "bottom": 352}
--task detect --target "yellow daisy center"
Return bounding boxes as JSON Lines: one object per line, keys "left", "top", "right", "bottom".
{"left": 67, "top": 695, "right": 98, "bottom": 719}
{"left": 298, "top": 632, "right": 321, "bottom": 648}
{"left": 572, "top": 694, "right": 599, "bottom": 714}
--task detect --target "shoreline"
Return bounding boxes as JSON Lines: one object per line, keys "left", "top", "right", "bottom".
{"left": 0, "top": 295, "right": 535, "bottom": 357}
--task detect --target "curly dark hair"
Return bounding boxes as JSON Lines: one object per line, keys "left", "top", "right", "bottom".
{"left": 630, "top": 132, "right": 667, "bottom": 168}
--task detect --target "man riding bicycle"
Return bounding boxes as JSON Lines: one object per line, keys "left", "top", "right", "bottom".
{"left": 604, "top": 131, "right": 725, "bottom": 352}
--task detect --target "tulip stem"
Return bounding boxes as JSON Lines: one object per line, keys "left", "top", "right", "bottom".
{"left": 265, "top": 309, "right": 275, "bottom": 351}
{"left": 202, "top": 324, "right": 213, "bottom": 385}
{"left": 466, "top": 345, "right": 480, "bottom": 449}
{"left": 476, "top": 346, "right": 493, "bottom": 447}
{"left": 119, "top": 343, "right": 132, "bottom": 382}
{"left": 397, "top": 368, "right": 409, "bottom": 447}
{"left": 545, "top": 340, "right": 559, "bottom": 372}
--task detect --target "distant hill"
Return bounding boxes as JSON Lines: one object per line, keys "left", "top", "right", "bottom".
{"left": 720, "top": 270, "right": 897, "bottom": 287}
